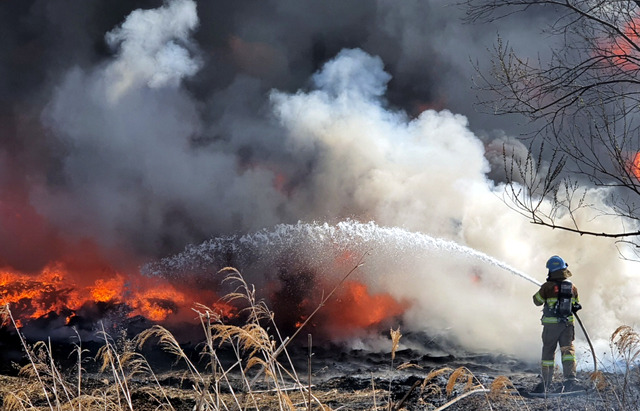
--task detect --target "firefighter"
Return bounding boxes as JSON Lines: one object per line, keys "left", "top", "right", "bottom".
{"left": 532, "top": 255, "right": 583, "bottom": 393}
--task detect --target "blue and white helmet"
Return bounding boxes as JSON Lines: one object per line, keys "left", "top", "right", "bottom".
{"left": 546, "top": 255, "right": 568, "bottom": 273}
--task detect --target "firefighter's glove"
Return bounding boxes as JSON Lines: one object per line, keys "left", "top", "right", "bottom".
{"left": 572, "top": 303, "right": 582, "bottom": 313}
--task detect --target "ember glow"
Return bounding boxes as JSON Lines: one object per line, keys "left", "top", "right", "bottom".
{"left": 288, "top": 278, "right": 408, "bottom": 337}
{"left": 607, "top": 16, "right": 640, "bottom": 70}
{"left": 326, "top": 281, "right": 408, "bottom": 334}
{"left": 0, "top": 261, "right": 406, "bottom": 341}
{"left": 631, "top": 152, "right": 640, "bottom": 180}
{"left": 0, "top": 264, "right": 234, "bottom": 327}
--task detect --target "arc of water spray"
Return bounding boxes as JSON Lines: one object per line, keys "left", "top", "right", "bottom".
{"left": 144, "top": 220, "right": 597, "bottom": 372}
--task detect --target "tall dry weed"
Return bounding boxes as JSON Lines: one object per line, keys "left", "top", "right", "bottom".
{"left": 611, "top": 326, "right": 640, "bottom": 366}
{"left": 609, "top": 325, "right": 640, "bottom": 408}
{"left": 445, "top": 367, "right": 475, "bottom": 396}
{"left": 0, "top": 260, "right": 372, "bottom": 411}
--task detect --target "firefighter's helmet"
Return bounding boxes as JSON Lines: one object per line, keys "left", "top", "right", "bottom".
{"left": 546, "top": 255, "right": 568, "bottom": 273}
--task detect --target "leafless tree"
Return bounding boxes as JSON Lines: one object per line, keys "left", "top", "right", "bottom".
{"left": 465, "top": 0, "right": 640, "bottom": 254}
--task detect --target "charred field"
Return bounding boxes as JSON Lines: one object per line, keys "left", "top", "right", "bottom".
{"left": 1, "top": 281, "right": 640, "bottom": 411}
{"left": 1, "top": 224, "right": 639, "bottom": 410}
{"left": 0, "top": 322, "right": 638, "bottom": 411}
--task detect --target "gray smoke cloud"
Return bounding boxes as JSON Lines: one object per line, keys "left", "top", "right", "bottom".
{"left": 104, "top": 0, "right": 201, "bottom": 94}
{"left": 2, "top": 0, "right": 640, "bottom": 365}
{"left": 1, "top": 0, "right": 552, "bottom": 262}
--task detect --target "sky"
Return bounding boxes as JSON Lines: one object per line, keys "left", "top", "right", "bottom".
{"left": 2, "top": 0, "right": 639, "bottom": 365}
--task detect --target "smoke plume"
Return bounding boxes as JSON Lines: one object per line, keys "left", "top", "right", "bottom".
{"left": 1, "top": 0, "right": 639, "bottom": 366}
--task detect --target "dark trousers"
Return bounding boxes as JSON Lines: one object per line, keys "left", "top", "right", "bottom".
{"left": 540, "top": 322, "right": 576, "bottom": 384}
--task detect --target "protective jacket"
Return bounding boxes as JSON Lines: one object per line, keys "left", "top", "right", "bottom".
{"left": 533, "top": 268, "right": 579, "bottom": 324}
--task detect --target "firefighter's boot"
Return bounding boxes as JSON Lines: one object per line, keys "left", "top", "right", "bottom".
{"left": 541, "top": 364, "right": 554, "bottom": 390}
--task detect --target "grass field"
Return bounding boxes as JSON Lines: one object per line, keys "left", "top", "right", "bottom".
{"left": 1, "top": 268, "right": 640, "bottom": 410}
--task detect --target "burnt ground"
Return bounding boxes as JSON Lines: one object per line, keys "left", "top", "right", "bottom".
{"left": 1, "top": 327, "right": 639, "bottom": 410}
{"left": 0, "top": 347, "right": 632, "bottom": 410}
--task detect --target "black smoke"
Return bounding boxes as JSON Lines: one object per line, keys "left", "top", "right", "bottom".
{"left": 0, "top": 0, "right": 554, "bottom": 270}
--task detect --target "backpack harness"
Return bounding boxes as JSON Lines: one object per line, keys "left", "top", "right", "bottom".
{"left": 543, "top": 279, "right": 574, "bottom": 321}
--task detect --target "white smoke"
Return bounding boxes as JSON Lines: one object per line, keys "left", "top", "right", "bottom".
{"left": 271, "top": 49, "right": 489, "bottom": 235}
{"left": 104, "top": 0, "right": 201, "bottom": 100}
{"left": 267, "top": 48, "right": 640, "bottom": 364}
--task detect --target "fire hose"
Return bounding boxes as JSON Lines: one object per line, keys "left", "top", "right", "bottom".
{"left": 574, "top": 311, "right": 597, "bottom": 373}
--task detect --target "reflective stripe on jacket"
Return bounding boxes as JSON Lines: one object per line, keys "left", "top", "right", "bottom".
{"left": 533, "top": 268, "right": 579, "bottom": 324}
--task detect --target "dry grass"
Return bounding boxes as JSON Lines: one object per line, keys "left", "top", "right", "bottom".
{"left": 597, "top": 325, "right": 640, "bottom": 409}
{"left": 590, "top": 370, "right": 608, "bottom": 391}
{"left": 611, "top": 326, "right": 640, "bottom": 366}
{"left": 0, "top": 266, "right": 356, "bottom": 410}
{"left": 4, "top": 273, "right": 640, "bottom": 410}
{"left": 390, "top": 327, "right": 401, "bottom": 363}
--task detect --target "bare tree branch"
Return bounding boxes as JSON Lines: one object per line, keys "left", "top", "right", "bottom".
{"left": 466, "top": 1, "right": 640, "bottom": 249}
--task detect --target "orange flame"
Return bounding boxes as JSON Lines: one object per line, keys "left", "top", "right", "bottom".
{"left": 90, "top": 275, "right": 126, "bottom": 303}
{"left": 323, "top": 280, "right": 407, "bottom": 336}
{"left": 0, "top": 264, "right": 84, "bottom": 319}
{"left": 0, "top": 263, "right": 233, "bottom": 327}
{"left": 0, "top": 187, "right": 237, "bottom": 329}
{"left": 629, "top": 152, "right": 640, "bottom": 180}
{"left": 606, "top": 16, "right": 640, "bottom": 70}
{"left": 210, "top": 301, "right": 237, "bottom": 319}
